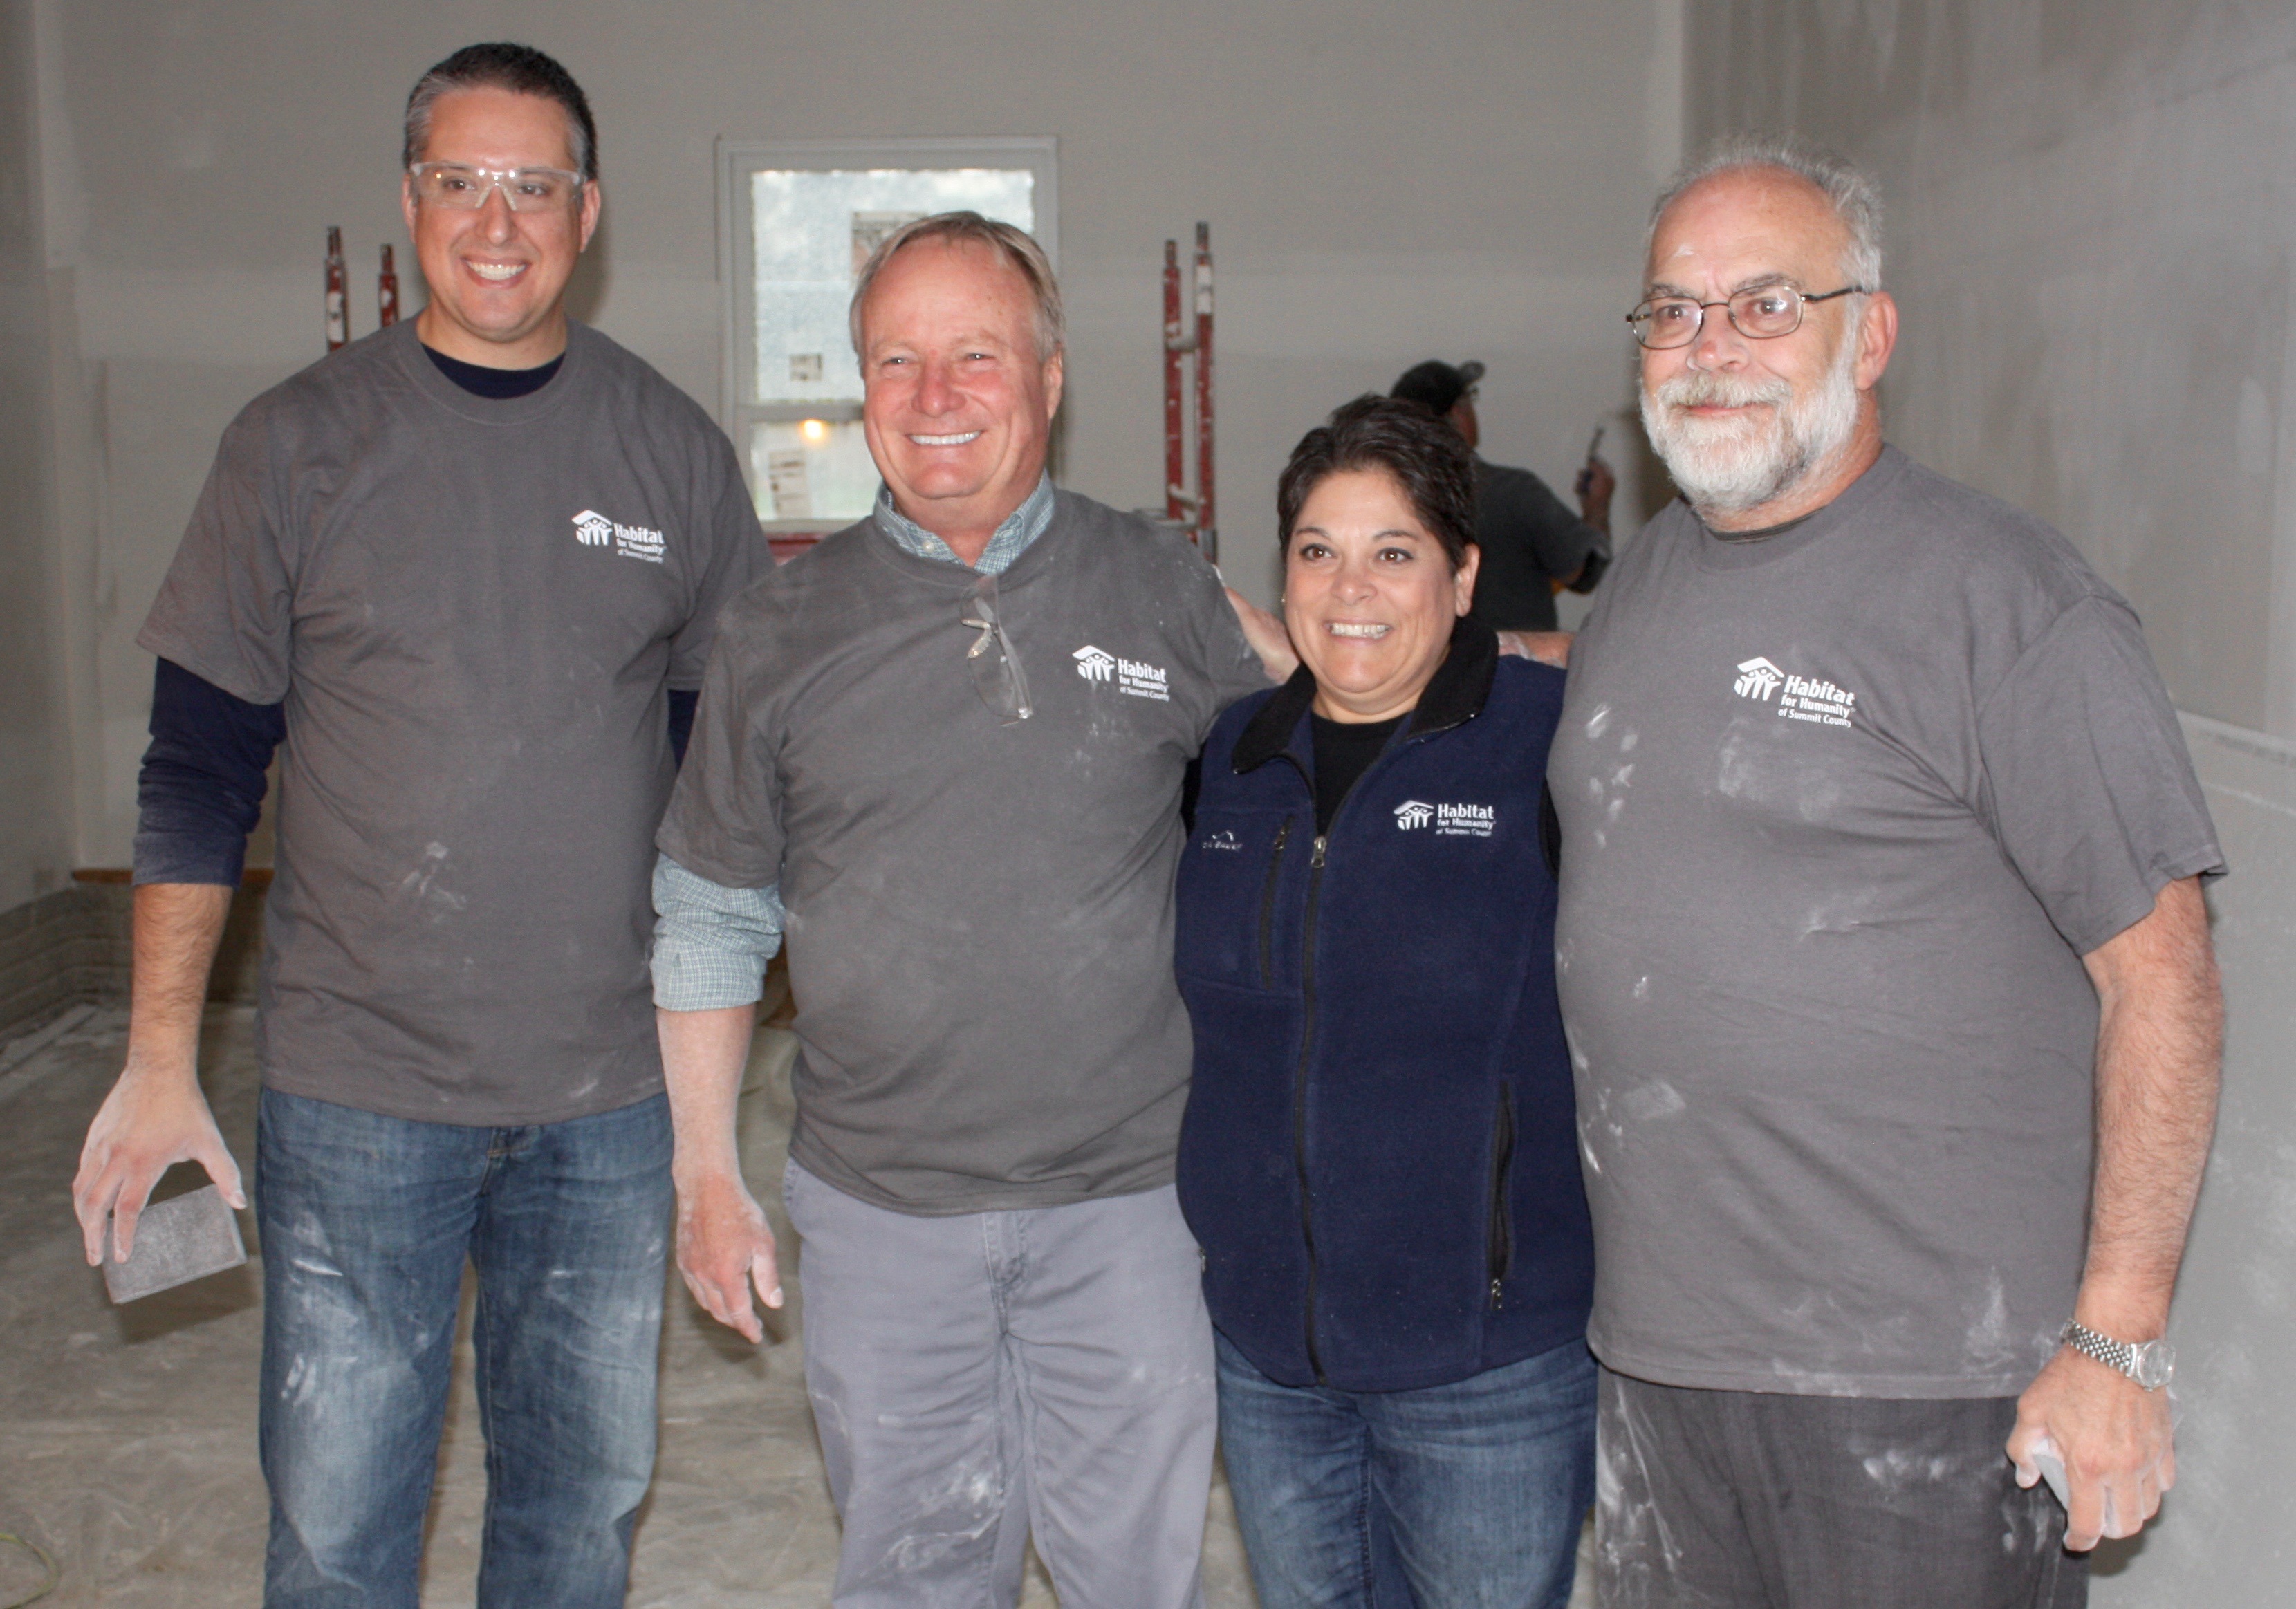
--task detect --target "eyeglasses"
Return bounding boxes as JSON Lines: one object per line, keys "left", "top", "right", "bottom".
{"left": 1626, "top": 283, "right": 1869, "bottom": 349}
{"left": 959, "top": 575, "right": 1033, "bottom": 725}
{"left": 407, "top": 162, "right": 584, "bottom": 213}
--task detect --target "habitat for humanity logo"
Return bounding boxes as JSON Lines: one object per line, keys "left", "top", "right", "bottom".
{"left": 1073, "top": 644, "right": 1171, "bottom": 702}
{"left": 1394, "top": 799, "right": 1495, "bottom": 837}
{"left": 1734, "top": 653, "right": 1858, "bottom": 728}
{"left": 571, "top": 509, "right": 667, "bottom": 564}
{"left": 1733, "top": 656, "right": 1784, "bottom": 700}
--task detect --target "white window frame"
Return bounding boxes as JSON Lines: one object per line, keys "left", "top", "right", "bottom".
{"left": 716, "top": 136, "right": 1059, "bottom": 528}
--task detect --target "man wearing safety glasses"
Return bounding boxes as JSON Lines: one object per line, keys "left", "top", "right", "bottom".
{"left": 73, "top": 42, "right": 762, "bottom": 1606}
{"left": 1549, "top": 136, "right": 2223, "bottom": 1607}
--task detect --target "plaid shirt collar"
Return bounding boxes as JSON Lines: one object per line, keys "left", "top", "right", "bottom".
{"left": 872, "top": 473, "right": 1057, "bottom": 577}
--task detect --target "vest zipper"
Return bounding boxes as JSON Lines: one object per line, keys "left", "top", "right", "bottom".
{"left": 1488, "top": 1084, "right": 1517, "bottom": 1310}
{"left": 1293, "top": 831, "right": 1329, "bottom": 1382}
{"left": 1257, "top": 819, "right": 1292, "bottom": 988}
{"left": 1262, "top": 699, "right": 1490, "bottom": 1369}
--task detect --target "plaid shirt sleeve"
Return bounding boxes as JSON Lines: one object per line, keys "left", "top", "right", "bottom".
{"left": 649, "top": 852, "right": 786, "bottom": 1011}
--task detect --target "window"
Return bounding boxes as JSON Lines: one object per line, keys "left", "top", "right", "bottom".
{"left": 717, "top": 138, "right": 1059, "bottom": 530}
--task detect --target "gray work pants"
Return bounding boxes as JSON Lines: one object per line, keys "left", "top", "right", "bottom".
{"left": 784, "top": 1159, "right": 1216, "bottom": 1608}
{"left": 1595, "top": 1367, "right": 2087, "bottom": 1608}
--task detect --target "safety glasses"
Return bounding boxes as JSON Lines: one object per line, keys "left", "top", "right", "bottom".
{"left": 959, "top": 575, "right": 1033, "bottom": 725}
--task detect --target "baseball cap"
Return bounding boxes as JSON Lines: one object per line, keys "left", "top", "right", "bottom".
{"left": 1391, "top": 359, "right": 1485, "bottom": 418}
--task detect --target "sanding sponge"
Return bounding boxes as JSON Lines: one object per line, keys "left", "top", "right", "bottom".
{"left": 103, "top": 1183, "right": 248, "bottom": 1303}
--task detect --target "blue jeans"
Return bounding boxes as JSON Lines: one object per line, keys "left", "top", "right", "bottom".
{"left": 255, "top": 1088, "right": 673, "bottom": 1609}
{"left": 1215, "top": 1331, "right": 1596, "bottom": 1609}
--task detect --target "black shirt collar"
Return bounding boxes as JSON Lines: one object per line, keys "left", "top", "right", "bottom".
{"left": 1234, "top": 615, "right": 1499, "bottom": 773}
{"left": 424, "top": 343, "right": 564, "bottom": 400}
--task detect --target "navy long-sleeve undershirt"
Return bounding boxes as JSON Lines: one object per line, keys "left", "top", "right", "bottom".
{"left": 134, "top": 658, "right": 288, "bottom": 886}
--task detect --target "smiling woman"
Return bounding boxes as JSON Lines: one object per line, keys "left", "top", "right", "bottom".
{"left": 1279, "top": 397, "right": 1481, "bottom": 727}
{"left": 1172, "top": 394, "right": 1597, "bottom": 1609}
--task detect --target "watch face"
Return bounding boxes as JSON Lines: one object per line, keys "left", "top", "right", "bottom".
{"left": 2131, "top": 1340, "right": 2176, "bottom": 1390}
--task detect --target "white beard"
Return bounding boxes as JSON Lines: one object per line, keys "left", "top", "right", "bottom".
{"left": 1640, "top": 323, "right": 1863, "bottom": 517}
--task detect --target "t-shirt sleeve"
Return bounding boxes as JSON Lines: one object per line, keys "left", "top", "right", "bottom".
{"left": 1974, "top": 594, "right": 2224, "bottom": 955}
{"left": 1197, "top": 575, "right": 1279, "bottom": 743}
{"left": 136, "top": 407, "right": 297, "bottom": 705}
{"left": 1512, "top": 471, "right": 1607, "bottom": 582}
{"left": 656, "top": 617, "right": 785, "bottom": 889}
{"left": 667, "top": 429, "right": 768, "bottom": 689}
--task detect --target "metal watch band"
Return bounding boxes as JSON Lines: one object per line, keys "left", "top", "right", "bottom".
{"left": 2061, "top": 1320, "right": 2136, "bottom": 1376}
{"left": 2059, "top": 1319, "right": 2174, "bottom": 1388}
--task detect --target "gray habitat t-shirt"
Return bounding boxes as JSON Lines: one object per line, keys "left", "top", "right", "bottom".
{"left": 1548, "top": 446, "right": 2221, "bottom": 1397}
{"left": 140, "top": 320, "right": 763, "bottom": 1125}
{"left": 659, "top": 491, "right": 1268, "bottom": 1215}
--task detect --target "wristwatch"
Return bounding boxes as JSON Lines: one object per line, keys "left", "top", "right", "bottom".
{"left": 2060, "top": 1320, "right": 2176, "bottom": 1390}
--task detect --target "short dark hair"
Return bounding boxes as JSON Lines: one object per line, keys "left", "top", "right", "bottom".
{"left": 1279, "top": 395, "right": 1478, "bottom": 573}
{"left": 1390, "top": 358, "right": 1484, "bottom": 420}
{"left": 403, "top": 43, "right": 598, "bottom": 183}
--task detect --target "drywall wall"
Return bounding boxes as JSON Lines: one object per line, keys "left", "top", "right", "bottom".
{"left": 1685, "top": 0, "right": 2296, "bottom": 738}
{"left": 0, "top": 0, "right": 75, "bottom": 911}
{"left": 2158, "top": 716, "right": 2296, "bottom": 1603}
{"left": 1682, "top": 3, "right": 2296, "bottom": 1600}
{"left": 32, "top": 0, "right": 1687, "bottom": 866}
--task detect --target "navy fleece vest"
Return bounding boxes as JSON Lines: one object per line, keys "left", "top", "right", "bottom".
{"left": 1174, "top": 628, "right": 1592, "bottom": 1392}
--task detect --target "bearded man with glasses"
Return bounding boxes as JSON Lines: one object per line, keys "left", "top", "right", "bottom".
{"left": 1548, "top": 135, "right": 2223, "bottom": 1608}
{"left": 73, "top": 41, "right": 763, "bottom": 1607}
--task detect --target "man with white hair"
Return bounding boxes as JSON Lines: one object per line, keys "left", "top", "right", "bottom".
{"left": 649, "top": 213, "right": 1279, "bottom": 1606}
{"left": 1548, "top": 137, "right": 2224, "bottom": 1606}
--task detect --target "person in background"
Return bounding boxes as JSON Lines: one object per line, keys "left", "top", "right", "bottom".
{"left": 1392, "top": 357, "right": 1613, "bottom": 633}
{"left": 1174, "top": 394, "right": 1594, "bottom": 1609}
{"left": 1551, "top": 133, "right": 2222, "bottom": 1608}
{"left": 71, "top": 42, "right": 763, "bottom": 1606}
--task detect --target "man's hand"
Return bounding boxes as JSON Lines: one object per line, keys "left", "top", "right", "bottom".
{"left": 1497, "top": 631, "right": 1572, "bottom": 668}
{"left": 2009, "top": 1347, "right": 2173, "bottom": 1549}
{"left": 1574, "top": 455, "right": 1616, "bottom": 534}
{"left": 1225, "top": 588, "right": 1297, "bottom": 683}
{"left": 674, "top": 1166, "right": 782, "bottom": 1342}
{"left": 659, "top": 1001, "right": 776, "bottom": 1340}
{"left": 72, "top": 881, "right": 241, "bottom": 1265}
{"left": 73, "top": 1062, "right": 243, "bottom": 1265}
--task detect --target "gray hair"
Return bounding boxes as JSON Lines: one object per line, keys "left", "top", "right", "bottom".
{"left": 849, "top": 212, "right": 1065, "bottom": 365}
{"left": 403, "top": 42, "right": 598, "bottom": 183}
{"left": 1649, "top": 133, "right": 1882, "bottom": 289}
